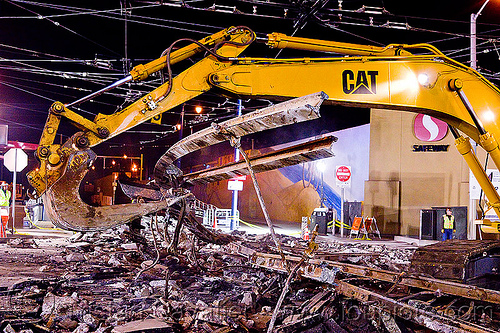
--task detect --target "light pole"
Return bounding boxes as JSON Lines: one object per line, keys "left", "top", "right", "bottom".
{"left": 176, "top": 104, "right": 185, "bottom": 169}
{"left": 469, "top": 0, "right": 491, "bottom": 239}
{"left": 317, "top": 161, "right": 326, "bottom": 208}
{"left": 230, "top": 99, "right": 243, "bottom": 231}
{"left": 471, "top": 0, "right": 491, "bottom": 70}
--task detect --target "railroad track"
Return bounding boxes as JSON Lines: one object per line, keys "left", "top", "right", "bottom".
{"left": 225, "top": 241, "right": 500, "bottom": 332}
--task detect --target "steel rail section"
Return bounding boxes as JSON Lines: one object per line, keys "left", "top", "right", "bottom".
{"left": 238, "top": 248, "right": 499, "bottom": 332}
{"left": 244, "top": 251, "right": 500, "bottom": 305}
{"left": 335, "top": 280, "right": 497, "bottom": 333}
{"left": 154, "top": 91, "right": 328, "bottom": 188}
{"left": 183, "top": 136, "right": 336, "bottom": 185}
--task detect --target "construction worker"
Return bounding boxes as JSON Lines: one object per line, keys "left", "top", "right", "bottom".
{"left": 0, "top": 182, "right": 10, "bottom": 237}
{"left": 0, "top": 182, "right": 11, "bottom": 207}
{"left": 441, "top": 208, "right": 455, "bottom": 241}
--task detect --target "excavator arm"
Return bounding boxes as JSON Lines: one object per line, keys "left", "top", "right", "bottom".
{"left": 27, "top": 27, "right": 500, "bottom": 231}
{"left": 28, "top": 26, "right": 255, "bottom": 195}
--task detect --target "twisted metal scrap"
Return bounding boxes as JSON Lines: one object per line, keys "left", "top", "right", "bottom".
{"left": 213, "top": 123, "right": 290, "bottom": 273}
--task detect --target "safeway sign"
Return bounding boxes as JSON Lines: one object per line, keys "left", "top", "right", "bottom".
{"left": 336, "top": 165, "right": 351, "bottom": 188}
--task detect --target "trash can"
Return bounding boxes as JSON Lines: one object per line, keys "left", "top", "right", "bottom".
{"left": 310, "top": 208, "right": 328, "bottom": 235}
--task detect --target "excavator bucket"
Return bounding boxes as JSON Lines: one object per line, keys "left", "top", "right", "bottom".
{"left": 43, "top": 147, "right": 188, "bottom": 232}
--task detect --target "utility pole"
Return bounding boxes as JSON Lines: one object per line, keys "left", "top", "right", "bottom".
{"left": 469, "top": 0, "right": 490, "bottom": 239}
{"left": 470, "top": 0, "right": 490, "bottom": 70}
{"left": 122, "top": 0, "right": 131, "bottom": 73}
{"left": 230, "top": 100, "right": 243, "bottom": 230}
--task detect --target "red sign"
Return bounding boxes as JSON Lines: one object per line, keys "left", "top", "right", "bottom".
{"left": 336, "top": 166, "right": 351, "bottom": 182}
{"left": 231, "top": 175, "right": 247, "bottom": 181}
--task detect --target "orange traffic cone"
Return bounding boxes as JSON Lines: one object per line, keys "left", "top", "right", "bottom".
{"left": 0, "top": 214, "right": 8, "bottom": 238}
{"left": 303, "top": 228, "right": 310, "bottom": 241}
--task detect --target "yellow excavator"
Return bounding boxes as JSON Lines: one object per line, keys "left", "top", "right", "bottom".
{"left": 26, "top": 26, "right": 500, "bottom": 235}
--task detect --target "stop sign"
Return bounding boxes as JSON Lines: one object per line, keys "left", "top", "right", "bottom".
{"left": 4, "top": 148, "right": 28, "bottom": 172}
{"left": 336, "top": 165, "right": 351, "bottom": 182}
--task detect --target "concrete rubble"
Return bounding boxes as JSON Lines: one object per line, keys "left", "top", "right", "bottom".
{"left": 0, "top": 222, "right": 498, "bottom": 333}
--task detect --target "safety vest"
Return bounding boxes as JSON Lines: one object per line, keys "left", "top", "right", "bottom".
{"left": 443, "top": 215, "right": 454, "bottom": 229}
{"left": 0, "top": 189, "right": 10, "bottom": 207}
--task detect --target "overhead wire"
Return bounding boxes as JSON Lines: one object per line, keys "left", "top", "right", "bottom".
{"left": 314, "top": 16, "right": 385, "bottom": 45}
{"left": 0, "top": 72, "right": 90, "bottom": 93}
{"left": 0, "top": 80, "right": 56, "bottom": 103}
{"left": 3, "top": 0, "right": 160, "bottom": 19}
{"left": 0, "top": 1, "right": 234, "bottom": 115}
{"left": 2, "top": 1, "right": 500, "bottom": 141}
{"left": 310, "top": 11, "right": 500, "bottom": 75}
{"left": 5, "top": 0, "right": 220, "bottom": 35}
{"left": 0, "top": 80, "right": 83, "bottom": 102}
{"left": 81, "top": 11, "right": 217, "bottom": 35}
{"left": 0, "top": 43, "right": 75, "bottom": 60}
{"left": 0, "top": 116, "right": 45, "bottom": 132}
{"left": 0, "top": 64, "right": 123, "bottom": 83}
{"left": 4, "top": 0, "right": 121, "bottom": 56}
{"left": 0, "top": 66, "right": 133, "bottom": 103}
{"left": 0, "top": 79, "right": 103, "bottom": 117}
{"left": 0, "top": 77, "right": 124, "bottom": 109}
{"left": 11, "top": 0, "right": 499, "bottom": 55}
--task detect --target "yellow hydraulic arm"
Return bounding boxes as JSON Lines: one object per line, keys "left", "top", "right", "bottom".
{"left": 266, "top": 32, "right": 418, "bottom": 56}
{"left": 26, "top": 26, "right": 500, "bottom": 228}
{"left": 28, "top": 26, "right": 255, "bottom": 195}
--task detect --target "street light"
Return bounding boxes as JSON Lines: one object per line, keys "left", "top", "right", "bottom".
{"left": 471, "top": 0, "right": 491, "bottom": 70}
{"left": 317, "top": 161, "right": 326, "bottom": 173}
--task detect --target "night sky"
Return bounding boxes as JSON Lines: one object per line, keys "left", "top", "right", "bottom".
{"left": 0, "top": 0, "right": 499, "bottom": 182}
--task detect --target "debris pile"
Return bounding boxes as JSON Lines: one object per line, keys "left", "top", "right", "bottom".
{"left": 0, "top": 221, "right": 499, "bottom": 333}
{"left": 317, "top": 241, "right": 415, "bottom": 271}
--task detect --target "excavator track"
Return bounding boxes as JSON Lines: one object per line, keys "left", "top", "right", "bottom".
{"left": 409, "top": 240, "right": 500, "bottom": 290}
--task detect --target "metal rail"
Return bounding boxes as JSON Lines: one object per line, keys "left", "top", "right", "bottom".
{"left": 228, "top": 248, "right": 500, "bottom": 305}
{"left": 229, "top": 247, "right": 500, "bottom": 332}
{"left": 336, "top": 280, "right": 497, "bottom": 333}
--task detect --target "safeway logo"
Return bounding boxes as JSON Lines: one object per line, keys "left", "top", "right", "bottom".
{"left": 413, "top": 114, "right": 448, "bottom": 142}
{"left": 342, "top": 70, "right": 378, "bottom": 94}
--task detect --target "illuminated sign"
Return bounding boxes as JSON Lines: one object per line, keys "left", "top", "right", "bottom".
{"left": 413, "top": 114, "right": 448, "bottom": 142}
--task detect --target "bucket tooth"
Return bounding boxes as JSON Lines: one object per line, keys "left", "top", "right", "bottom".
{"left": 43, "top": 147, "right": 186, "bottom": 232}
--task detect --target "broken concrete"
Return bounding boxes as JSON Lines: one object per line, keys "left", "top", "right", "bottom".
{"left": 0, "top": 221, "right": 499, "bottom": 333}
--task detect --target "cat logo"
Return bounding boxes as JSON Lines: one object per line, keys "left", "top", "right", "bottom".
{"left": 151, "top": 114, "right": 162, "bottom": 125}
{"left": 342, "top": 70, "right": 378, "bottom": 94}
